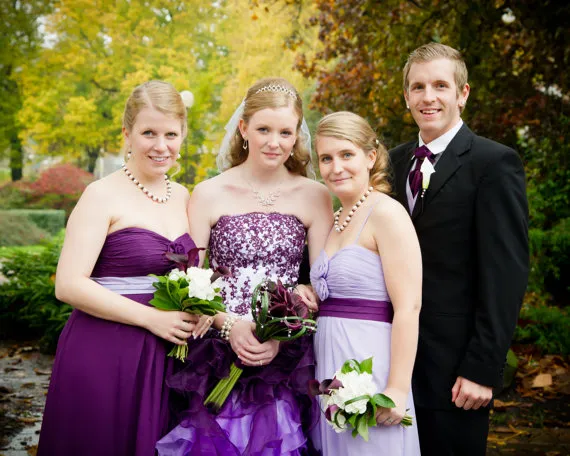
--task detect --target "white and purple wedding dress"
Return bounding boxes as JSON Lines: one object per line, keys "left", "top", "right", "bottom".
{"left": 156, "top": 212, "right": 317, "bottom": 455}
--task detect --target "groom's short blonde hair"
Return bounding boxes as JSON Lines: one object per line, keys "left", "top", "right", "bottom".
{"left": 403, "top": 43, "right": 468, "bottom": 98}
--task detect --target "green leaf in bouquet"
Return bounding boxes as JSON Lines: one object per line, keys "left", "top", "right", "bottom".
{"left": 177, "top": 285, "right": 189, "bottom": 303}
{"left": 341, "top": 359, "right": 361, "bottom": 374}
{"left": 344, "top": 395, "right": 371, "bottom": 407}
{"left": 367, "top": 409, "right": 377, "bottom": 427}
{"left": 347, "top": 413, "right": 358, "bottom": 427}
{"left": 371, "top": 393, "right": 396, "bottom": 409}
{"left": 356, "top": 415, "right": 369, "bottom": 441}
{"left": 360, "top": 357, "right": 373, "bottom": 374}
{"left": 148, "top": 289, "right": 182, "bottom": 311}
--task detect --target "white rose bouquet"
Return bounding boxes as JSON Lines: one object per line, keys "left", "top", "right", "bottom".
{"left": 149, "top": 248, "right": 228, "bottom": 361}
{"left": 308, "top": 358, "right": 413, "bottom": 441}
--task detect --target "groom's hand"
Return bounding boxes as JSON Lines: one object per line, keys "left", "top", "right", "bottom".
{"left": 451, "top": 376, "right": 492, "bottom": 410}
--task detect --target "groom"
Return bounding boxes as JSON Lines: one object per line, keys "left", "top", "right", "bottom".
{"left": 389, "top": 43, "right": 529, "bottom": 455}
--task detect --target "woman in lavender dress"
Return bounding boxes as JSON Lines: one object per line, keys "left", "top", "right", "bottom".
{"left": 310, "top": 112, "right": 422, "bottom": 455}
{"left": 37, "top": 81, "right": 200, "bottom": 456}
{"left": 156, "top": 77, "right": 332, "bottom": 455}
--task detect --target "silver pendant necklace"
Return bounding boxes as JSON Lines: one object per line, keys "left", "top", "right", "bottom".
{"left": 243, "top": 173, "right": 283, "bottom": 208}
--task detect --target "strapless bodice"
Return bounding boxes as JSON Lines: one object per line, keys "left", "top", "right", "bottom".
{"left": 91, "top": 227, "right": 195, "bottom": 278}
{"left": 209, "top": 212, "right": 306, "bottom": 317}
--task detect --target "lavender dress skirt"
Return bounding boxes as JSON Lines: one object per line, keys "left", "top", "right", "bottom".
{"left": 37, "top": 228, "right": 195, "bottom": 456}
{"left": 310, "top": 217, "right": 421, "bottom": 455}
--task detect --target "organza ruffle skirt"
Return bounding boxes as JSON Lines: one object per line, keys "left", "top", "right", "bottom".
{"left": 156, "top": 333, "right": 318, "bottom": 456}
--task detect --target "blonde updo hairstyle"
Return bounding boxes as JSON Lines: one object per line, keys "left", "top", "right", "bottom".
{"left": 316, "top": 111, "right": 391, "bottom": 194}
{"left": 227, "top": 77, "right": 311, "bottom": 177}
{"left": 122, "top": 80, "right": 188, "bottom": 161}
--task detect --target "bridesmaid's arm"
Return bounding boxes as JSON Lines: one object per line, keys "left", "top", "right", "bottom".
{"left": 372, "top": 196, "right": 422, "bottom": 425}
{"left": 304, "top": 181, "right": 333, "bottom": 265}
{"left": 55, "top": 181, "right": 195, "bottom": 345}
{"left": 186, "top": 180, "right": 214, "bottom": 268}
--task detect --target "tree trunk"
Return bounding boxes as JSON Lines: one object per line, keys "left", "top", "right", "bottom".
{"left": 9, "top": 132, "right": 23, "bottom": 181}
{"left": 86, "top": 146, "right": 99, "bottom": 173}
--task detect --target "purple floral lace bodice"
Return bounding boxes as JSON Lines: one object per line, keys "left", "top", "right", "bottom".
{"left": 209, "top": 212, "right": 306, "bottom": 319}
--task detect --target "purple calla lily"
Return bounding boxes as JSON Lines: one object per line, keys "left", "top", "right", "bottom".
{"left": 164, "top": 247, "right": 205, "bottom": 271}
{"left": 325, "top": 404, "right": 340, "bottom": 422}
{"left": 210, "top": 265, "right": 232, "bottom": 283}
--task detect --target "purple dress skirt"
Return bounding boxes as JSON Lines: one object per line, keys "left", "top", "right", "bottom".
{"left": 310, "top": 207, "right": 421, "bottom": 456}
{"left": 37, "top": 228, "right": 196, "bottom": 456}
{"left": 156, "top": 213, "right": 318, "bottom": 456}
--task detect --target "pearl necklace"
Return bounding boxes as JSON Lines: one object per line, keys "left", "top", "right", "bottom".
{"left": 334, "top": 186, "right": 373, "bottom": 233}
{"left": 122, "top": 164, "right": 172, "bottom": 203}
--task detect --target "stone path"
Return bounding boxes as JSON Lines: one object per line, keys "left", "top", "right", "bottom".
{"left": 0, "top": 342, "right": 51, "bottom": 456}
{"left": 1, "top": 340, "right": 569, "bottom": 455}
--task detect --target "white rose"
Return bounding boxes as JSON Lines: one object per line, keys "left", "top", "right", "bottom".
{"left": 168, "top": 268, "right": 186, "bottom": 281}
{"left": 186, "top": 267, "right": 218, "bottom": 300}
{"left": 332, "top": 371, "right": 376, "bottom": 415}
{"left": 329, "top": 409, "right": 348, "bottom": 433}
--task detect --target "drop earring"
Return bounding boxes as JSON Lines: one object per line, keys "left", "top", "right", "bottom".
{"left": 127, "top": 151, "right": 132, "bottom": 161}
{"left": 243, "top": 139, "right": 248, "bottom": 150}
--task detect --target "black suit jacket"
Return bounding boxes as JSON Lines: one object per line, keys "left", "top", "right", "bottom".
{"left": 389, "top": 124, "right": 529, "bottom": 410}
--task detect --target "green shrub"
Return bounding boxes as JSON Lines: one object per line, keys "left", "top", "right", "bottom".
{"left": 0, "top": 231, "right": 72, "bottom": 353}
{"left": 0, "top": 211, "right": 51, "bottom": 246}
{"left": 0, "top": 181, "right": 33, "bottom": 209}
{"left": 5, "top": 209, "right": 66, "bottom": 235}
{"left": 514, "top": 301, "right": 570, "bottom": 355}
{"left": 528, "top": 218, "right": 570, "bottom": 298}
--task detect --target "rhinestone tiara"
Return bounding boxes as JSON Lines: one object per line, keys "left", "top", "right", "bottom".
{"left": 255, "top": 84, "right": 298, "bottom": 100}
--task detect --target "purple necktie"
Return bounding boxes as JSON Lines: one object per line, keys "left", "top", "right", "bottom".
{"left": 409, "top": 145, "right": 436, "bottom": 198}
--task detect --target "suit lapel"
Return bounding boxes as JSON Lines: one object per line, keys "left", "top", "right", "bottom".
{"left": 412, "top": 124, "right": 473, "bottom": 220}
{"left": 392, "top": 143, "right": 416, "bottom": 213}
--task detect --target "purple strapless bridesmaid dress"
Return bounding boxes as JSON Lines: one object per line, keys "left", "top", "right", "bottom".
{"left": 156, "top": 213, "right": 317, "bottom": 456}
{"left": 37, "top": 227, "right": 196, "bottom": 456}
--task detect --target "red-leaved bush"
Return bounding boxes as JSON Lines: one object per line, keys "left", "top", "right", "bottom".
{"left": 28, "top": 164, "right": 94, "bottom": 196}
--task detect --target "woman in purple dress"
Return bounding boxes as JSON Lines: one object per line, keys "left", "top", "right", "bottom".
{"left": 156, "top": 77, "right": 332, "bottom": 455}
{"left": 38, "top": 81, "right": 199, "bottom": 456}
{"left": 310, "top": 112, "right": 422, "bottom": 455}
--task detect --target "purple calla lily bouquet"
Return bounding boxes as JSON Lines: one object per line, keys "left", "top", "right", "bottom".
{"left": 309, "top": 358, "right": 413, "bottom": 441}
{"left": 149, "top": 248, "right": 228, "bottom": 361}
{"left": 204, "top": 279, "right": 317, "bottom": 411}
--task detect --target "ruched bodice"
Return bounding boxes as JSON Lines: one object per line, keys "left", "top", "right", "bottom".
{"left": 310, "top": 245, "right": 389, "bottom": 302}
{"left": 209, "top": 212, "right": 306, "bottom": 317}
{"left": 91, "top": 227, "right": 195, "bottom": 278}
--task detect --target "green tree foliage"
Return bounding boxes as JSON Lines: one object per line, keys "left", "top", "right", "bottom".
{"left": 16, "top": 0, "right": 226, "bottom": 172}
{"left": 291, "top": 0, "right": 569, "bottom": 302}
{"left": 0, "top": 0, "right": 52, "bottom": 181}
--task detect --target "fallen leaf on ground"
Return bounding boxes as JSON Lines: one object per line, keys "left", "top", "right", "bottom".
{"left": 532, "top": 373, "right": 553, "bottom": 388}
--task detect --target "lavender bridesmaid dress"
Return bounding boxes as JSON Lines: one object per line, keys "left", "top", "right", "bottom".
{"left": 310, "top": 207, "right": 421, "bottom": 455}
{"left": 38, "top": 227, "right": 196, "bottom": 456}
{"left": 156, "top": 213, "right": 317, "bottom": 456}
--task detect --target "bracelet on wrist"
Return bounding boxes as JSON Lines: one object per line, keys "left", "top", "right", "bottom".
{"left": 220, "top": 315, "right": 239, "bottom": 341}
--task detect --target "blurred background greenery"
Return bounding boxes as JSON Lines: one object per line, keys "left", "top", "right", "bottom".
{"left": 0, "top": 0, "right": 568, "bottom": 356}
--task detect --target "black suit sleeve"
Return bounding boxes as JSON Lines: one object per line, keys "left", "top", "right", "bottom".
{"left": 457, "top": 147, "right": 529, "bottom": 386}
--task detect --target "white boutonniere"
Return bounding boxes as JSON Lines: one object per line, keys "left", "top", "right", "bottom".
{"left": 420, "top": 159, "right": 436, "bottom": 196}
